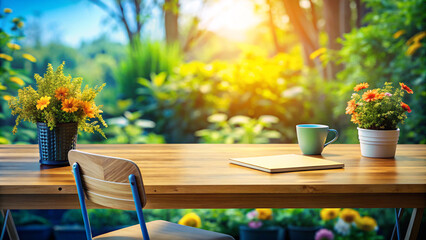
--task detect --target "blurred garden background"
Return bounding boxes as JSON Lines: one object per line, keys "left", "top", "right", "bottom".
{"left": 0, "top": 0, "right": 425, "bottom": 239}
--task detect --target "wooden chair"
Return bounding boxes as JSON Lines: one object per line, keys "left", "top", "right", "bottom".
{"left": 68, "top": 150, "right": 235, "bottom": 240}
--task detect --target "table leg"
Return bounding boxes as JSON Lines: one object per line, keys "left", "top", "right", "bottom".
{"left": 1, "top": 210, "right": 19, "bottom": 240}
{"left": 404, "top": 208, "right": 424, "bottom": 240}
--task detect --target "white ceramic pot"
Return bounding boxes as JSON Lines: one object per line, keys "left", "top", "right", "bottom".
{"left": 357, "top": 128, "right": 400, "bottom": 158}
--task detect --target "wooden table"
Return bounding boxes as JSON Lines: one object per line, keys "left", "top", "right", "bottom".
{"left": 0, "top": 144, "right": 425, "bottom": 239}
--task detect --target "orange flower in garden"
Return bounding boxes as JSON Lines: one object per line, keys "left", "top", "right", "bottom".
{"left": 36, "top": 96, "right": 51, "bottom": 110}
{"left": 256, "top": 208, "right": 273, "bottom": 220}
{"left": 401, "top": 102, "right": 411, "bottom": 113}
{"left": 55, "top": 87, "right": 69, "bottom": 100}
{"left": 62, "top": 98, "right": 79, "bottom": 113}
{"left": 362, "top": 89, "right": 381, "bottom": 102}
{"left": 351, "top": 112, "right": 360, "bottom": 124}
{"left": 345, "top": 99, "right": 357, "bottom": 115}
{"left": 399, "top": 83, "right": 413, "bottom": 94}
{"left": 354, "top": 83, "right": 369, "bottom": 92}
{"left": 81, "top": 101, "right": 96, "bottom": 118}
{"left": 393, "top": 30, "right": 405, "bottom": 39}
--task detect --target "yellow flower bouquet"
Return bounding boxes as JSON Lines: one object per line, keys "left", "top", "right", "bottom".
{"left": 8, "top": 62, "right": 107, "bottom": 165}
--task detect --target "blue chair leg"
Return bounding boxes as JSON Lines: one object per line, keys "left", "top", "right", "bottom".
{"left": 129, "top": 174, "right": 150, "bottom": 240}
{"left": 0, "top": 210, "right": 10, "bottom": 240}
{"left": 73, "top": 163, "right": 93, "bottom": 240}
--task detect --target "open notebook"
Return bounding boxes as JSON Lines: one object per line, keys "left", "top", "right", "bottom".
{"left": 229, "top": 154, "right": 344, "bottom": 173}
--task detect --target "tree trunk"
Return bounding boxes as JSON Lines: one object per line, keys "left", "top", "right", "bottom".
{"left": 323, "top": 0, "right": 352, "bottom": 78}
{"left": 165, "top": 0, "right": 179, "bottom": 44}
{"left": 267, "top": 0, "right": 282, "bottom": 53}
{"left": 282, "top": 0, "right": 319, "bottom": 67}
{"left": 355, "top": 0, "right": 369, "bottom": 27}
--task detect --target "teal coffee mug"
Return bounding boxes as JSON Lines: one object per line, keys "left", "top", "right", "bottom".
{"left": 296, "top": 124, "right": 339, "bottom": 155}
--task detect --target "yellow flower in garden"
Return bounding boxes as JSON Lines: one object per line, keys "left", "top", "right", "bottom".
{"left": 62, "top": 98, "right": 79, "bottom": 113}
{"left": 55, "top": 87, "right": 69, "bottom": 100}
{"left": 406, "top": 42, "right": 422, "bottom": 56}
{"left": 393, "top": 30, "right": 405, "bottom": 39}
{"left": 10, "top": 76, "right": 24, "bottom": 86}
{"left": 7, "top": 43, "right": 21, "bottom": 50}
{"left": 3, "top": 95, "right": 12, "bottom": 101}
{"left": 178, "top": 213, "right": 201, "bottom": 228}
{"left": 0, "top": 84, "right": 7, "bottom": 90}
{"left": 17, "top": 22, "right": 24, "bottom": 28}
{"left": 408, "top": 31, "right": 426, "bottom": 44}
{"left": 256, "top": 208, "right": 273, "bottom": 220}
{"left": 340, "top": 208, "right": 360, "bottom": 223}
{"left": 36, "top": 96, "right": 51, "bottom": 110}
{"left": 0, "top": 53, "right": 13, "bottom": 61}
{"left": 320, "top": 208, "right": 340, "bottom": 221}
{"left": 355, "top": 216, "right": 377, "bottom": 232}
{"left": 309, "top": 47, "right": 326, "bottom": 60}
{"left": 406, "top": 31, "right": 426, "bottom": 46}
{"left": 12, "top": 17, "right": 20, "bottom": 23}
{"left": 22, "top": 53, "right": 36, "bottom": 62}
{"left": 81, "top": 101, "right": 96, "bottom": 118}
{"left": 3, "top": 8, "right": 12, "bottom": 13}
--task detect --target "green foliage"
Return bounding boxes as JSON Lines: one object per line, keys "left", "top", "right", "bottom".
{"left": 12, "top": 211, "right": 50, "bottom": 226}
{"left": 275, "top": 209, "right": 321, "bottom": 227}
{"left": 104, "top": 111, "right": 165, "bottom": 144}
{"left": 61, "top": 209, "right": 133, "bottom": 228}
{"left": 0, "top": 9, "right": 33, "bottom": 144}
{"left": 138, "top": 47, "right": 317, "bottom": 143}
{"left": 8, "top": 63, "right": 107, "bottom": 137}
{"left": 337, "top": 0, "right": 426, "bottom": 143}
{"left": 196, "top": 113, "right": 281, "bottom": 143}
{"left": 116, "top": 40, "right": 182, "bottom": 100}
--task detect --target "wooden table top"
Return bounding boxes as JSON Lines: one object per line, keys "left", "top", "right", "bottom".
{"left": 0, "top": 144, "right": 425, "bottom": 209}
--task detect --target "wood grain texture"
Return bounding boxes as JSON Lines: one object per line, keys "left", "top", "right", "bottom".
{"left": 0, "top": 144, "right": 425, "bottom": 209}
{"left": 68, "top": 150, "right": 146, "bottom": 210}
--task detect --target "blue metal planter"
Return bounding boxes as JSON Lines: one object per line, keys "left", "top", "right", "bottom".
{"left": 37, "top": 122, "right": 78, "bottom": 166}
{"left": 239, "top": 226, "right": 284, "bottom": 240}
{"left": 287, "top": 225, "right": 321, "bottom": 240}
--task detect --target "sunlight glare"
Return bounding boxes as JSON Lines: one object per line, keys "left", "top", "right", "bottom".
{"left": 199, "top": 0, "right": 263, "bottom": 41}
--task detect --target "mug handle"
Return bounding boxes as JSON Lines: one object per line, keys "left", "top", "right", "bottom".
{"left": 324, "top": 129, "right": 339, "bottom": 147}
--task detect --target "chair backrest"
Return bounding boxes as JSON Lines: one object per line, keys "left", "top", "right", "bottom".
{"left": 68, "top": 150, "right": 147, "bottom": 210}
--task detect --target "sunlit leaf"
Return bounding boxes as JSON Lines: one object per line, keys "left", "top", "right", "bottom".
{"left": 229, "top": 115, "right": 250, "bottom": 125}
{"left": 208, "top": 113, "right": 227, "bottom": 123}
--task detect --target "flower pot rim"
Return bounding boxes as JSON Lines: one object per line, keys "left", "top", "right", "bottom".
{"left": 357, "top": 127, "right": 400, "bottom": 132}
{"left": 287, "top": 225, "right": 321, "bottom": 230}
{"left": 239, "top": 225, "right": 283, "bottom": 231}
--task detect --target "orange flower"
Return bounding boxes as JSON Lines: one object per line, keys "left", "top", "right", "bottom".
{"left": 62, "top": 98, "right": 79, "bottom": 113}
{"left": 55, "top": 87, "right": 69, "bottom": 100}
{"left": 36, "top": 96, "right": 51, "bottom": 110}
{"left": 362, "top": 89, "right": 381, "bottom": 102}
{"left": 81, "top": 101, "right": 96, "bottom": 118}
{"left": 345, "top": 99, "right": 357, "bottom": 115}
{"left": 354, "top": 83, "right": 369, "bottom": 92}
{"left": 399, "top": 83, "right": 413, "bottom": 94}
{"left": 401, "top": 102, "right": 411, "bottom": 113}
{"left": 351, "top": 112, "right": 360, "bottom": 124}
